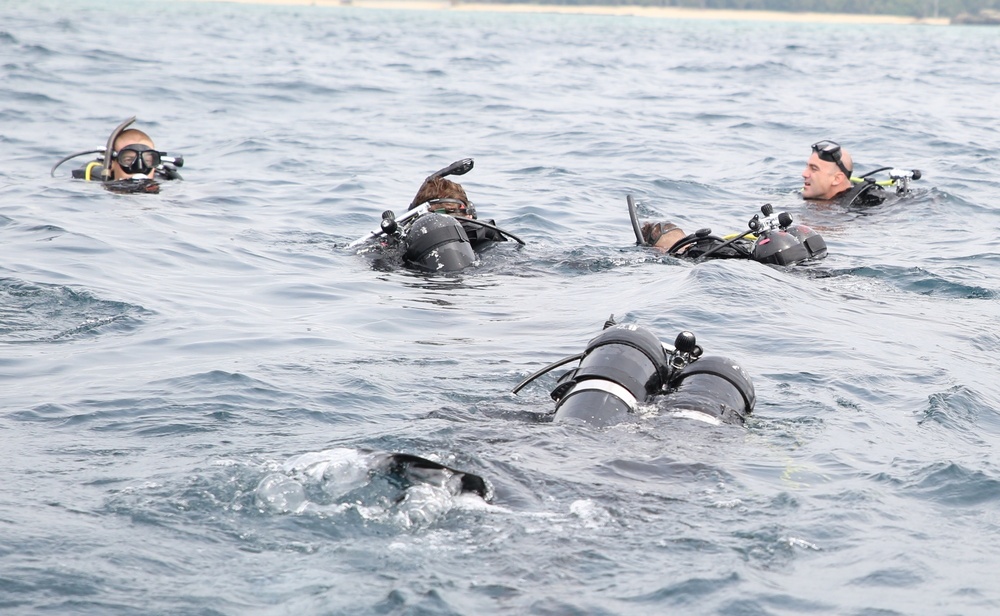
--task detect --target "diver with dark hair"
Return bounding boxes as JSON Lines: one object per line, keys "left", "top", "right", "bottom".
{"left": 50, "top": 116, "right": 183, "bottom": 193}
{"left": 349, "top": 158, "right": 524, "bottom": 272}
{"left": 408, "top": 177, "right": 508, "bottom": 251}
{"left": 513, "top": 316, "right": 755, "bottom": 427}
{"left": 634, "top": 200, "right": 828, "bottom": 266}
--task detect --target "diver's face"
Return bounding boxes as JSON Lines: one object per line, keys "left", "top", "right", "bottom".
{"left": 801, "top": 152, "right": 840, "bottom": 200}
{"left": 112, "top": 136, "right": 157, "bottom": 179}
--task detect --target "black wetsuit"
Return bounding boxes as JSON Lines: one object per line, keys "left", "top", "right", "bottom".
{"left": 838, "top": 181, "right": 887, "bottom": 207}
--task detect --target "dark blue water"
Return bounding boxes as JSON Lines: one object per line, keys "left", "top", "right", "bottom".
{"left": 3, "top": 0, "right": 1000, "bottom": 613}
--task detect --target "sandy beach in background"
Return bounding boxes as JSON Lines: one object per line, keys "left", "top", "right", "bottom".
{"left": 190, "top": 0, "right": 949, "bottom": 25}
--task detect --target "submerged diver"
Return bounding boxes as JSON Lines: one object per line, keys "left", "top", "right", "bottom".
{"left": 350, "top": 158, "right": 524, "bottom": 272}
{"left": 513, "top": 316, "right": 755, "bottom": 427}
{"left": 50, "top": 116, "right": 183, "bottom": 192}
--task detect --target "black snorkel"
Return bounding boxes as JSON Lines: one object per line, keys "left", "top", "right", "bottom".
{"left": 49, "top": 116, "right": 130, "bottom": 179}
{"left": 102, "top": 115, "right": 136, "bottom": 182}
{"left": 410, "top": 158, "right": 476, "bottom": 205}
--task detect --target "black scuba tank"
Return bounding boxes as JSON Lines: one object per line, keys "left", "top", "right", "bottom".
{"left": 403, "top": 213, "right": 477, "bottom": 272}
{"left": 552, "top": 324, "right": 669, "bottom": 426}
{"left": 751, "top": 215, "right": 827, "bottom": 266}
{"left": 658, "top": 355, "right": 756, "bottom": 425}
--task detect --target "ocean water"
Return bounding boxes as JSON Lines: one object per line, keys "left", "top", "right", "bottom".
{"left": 2, "top": 0, "right": 1000, "bottom": 613}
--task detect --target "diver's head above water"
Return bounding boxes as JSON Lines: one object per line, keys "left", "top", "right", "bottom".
{"left": 802, "top": 140, "right": 854, "bottom": 201}
{"left": 409, "top": 176, "right": 477, "bottom": 219}
{"left": 110, "top": 128, "right": 161, "bottom": 180}
{"left": 50, "top": 116, "right": 183, "bottom": 184}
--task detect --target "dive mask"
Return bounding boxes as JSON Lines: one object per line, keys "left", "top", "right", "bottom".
{"left": 114, "top": 144, "right": 165, "bottom": 175}
{"left": 811, "top": 140, "right": 852, "bottom": 179}
{"left": 427, "top": 197, "right": 476, "bottom": 218}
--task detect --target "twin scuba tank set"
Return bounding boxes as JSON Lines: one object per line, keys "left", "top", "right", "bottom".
{"left": 50, "top": 116, "right": 184, "bottom": 192}
{"left": 513, "top": 317, "right": 756, "bottom": 427}
{"left": 304, "top": 318, "right": 758, "bottom": 506}
{"left": 629, "top": 196, "right": 828, "bottom": 266}
{"left": 672, "top": 202, "right": 828, "bottom": 266}
{"left": 348, "top": 158, "right": 524, "bottom": 272}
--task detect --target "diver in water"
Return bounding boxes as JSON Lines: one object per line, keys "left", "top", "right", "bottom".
{"left": 633, "top": 140, "right": 920, "bottom": 263}
{"left": 50, "top": 116, "right": 183, "bottom": 192}
{"left": 636, "top": 201, "right": 828, "bottom": 266}
{"left": 802, "top": 139, "right": 855, "bottom": 201}
{"left": 513, "top": 316, "right": 755, "bottom": 428}
{"left": 350, "top": 158, "right": 524, "bottom": 272}
{"left": 805, "top": 139, "right": 922, "bottom": 207}
{"left": 408, "top": 173, "right": 508, "bottom": 251}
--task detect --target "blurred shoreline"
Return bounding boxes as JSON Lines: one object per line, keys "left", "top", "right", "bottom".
{"left": 189, "top": 0, "right": 949, "bottom": 25}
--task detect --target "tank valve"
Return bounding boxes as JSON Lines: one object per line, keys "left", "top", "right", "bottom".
{"left": 380, "top": 210, "right": 398, "bottom": 235}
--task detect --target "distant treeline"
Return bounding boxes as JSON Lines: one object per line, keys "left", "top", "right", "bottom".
{"left": 476, "top": 0, "right": 1000, "bottom": 18}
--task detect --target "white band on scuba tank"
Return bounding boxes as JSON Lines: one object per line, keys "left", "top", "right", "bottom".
{"left": 565, "top": 380, "right": 638, "bottom": 411}
{"left": 670, "top": 409, "right": 723, "bottom": 426}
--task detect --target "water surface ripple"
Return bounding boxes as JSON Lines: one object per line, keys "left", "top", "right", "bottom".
{"left": 2, "top": 1, "right": 999, "bottom": 613}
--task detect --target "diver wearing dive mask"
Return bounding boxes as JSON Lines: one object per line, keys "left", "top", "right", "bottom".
{"left": 110, "top": 129, "right": 161, "bottom": 180}
{"left": 50, "top": 116, "right": 183, "bottom": 185}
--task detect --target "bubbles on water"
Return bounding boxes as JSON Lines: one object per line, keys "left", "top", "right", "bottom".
{"left": 394, "top": 483, "right": 455, "bottom": 529}
{"left": 281, "top": 448, "right": 374, "bottom": 500}
{"left": 569, "top": 498, "right": 612, "bottom": 528}
{"left": 254, "top": 474, "right": 307, "bottom": 514}
{"left": 253, "top": 448, "right": 490, "bottom": 529}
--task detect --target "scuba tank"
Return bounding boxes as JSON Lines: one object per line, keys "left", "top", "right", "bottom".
{"left": 749, "top": 206, "right": 828, "bottom": 266}
{"left": 551, "top": 324, "right": 669, "bottom": 427}
{"left": 512, "top": 319, "right": 756, "bottom": 427}
{"left": 656, "top": 355, "right": 756, "bottom": 426}
{"left": 402, "top": 212, "right": 477, "bottom": 272}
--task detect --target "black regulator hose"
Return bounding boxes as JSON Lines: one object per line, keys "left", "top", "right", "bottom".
{"left": 667, "top": 229, "right": 726, "bottom": 256}
{"left": 859, "top": 166, "right": 892, "bottom": 179}
{"left": 50, "top": 149, "right": 104, "bottom": 177}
